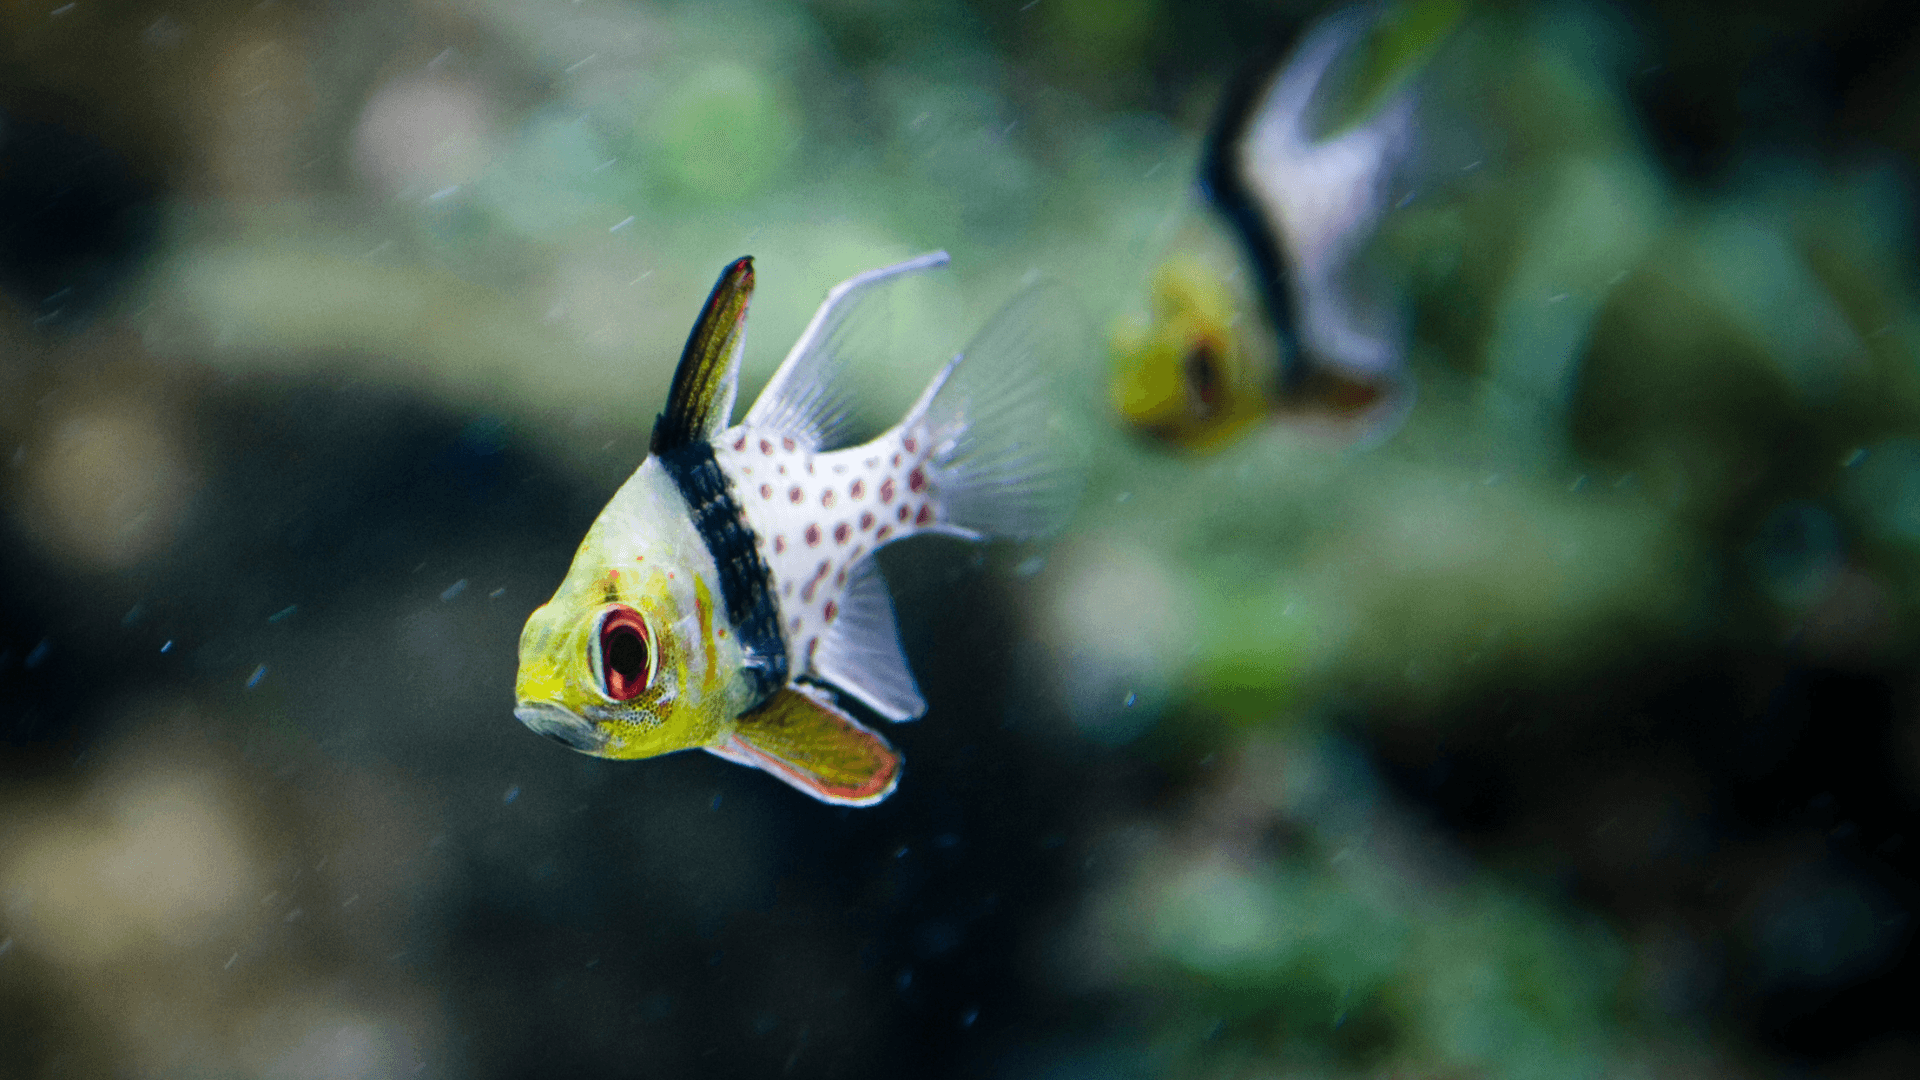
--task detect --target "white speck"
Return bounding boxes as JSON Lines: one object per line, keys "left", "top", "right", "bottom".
{"left": 1014, "top": 555, "right": 1047, "bottom": 576}
{"left": 1115, "top": 491, "right": 1132, "bottom": 503}
{"left": 343, "top": 894, "right": 360, "bottom": 908}
{"left": 609, "top": 215, "right": 635, "bottom": 233}
{"left": 488, "top": 587, "right": 506, "bottom": 599}
{"left": 503, "top": 785, "right": 521, "bottom": 804}
{"left": 427, "top": 185, "right": 460, "bottom": 202}
{"left": 1143, "top": 160, "right": 1164, "bottom": 179}
{"left": 1123, "top": 691, "right": 1137, "bottom": 707}
{"left": 894, "top": 845, "right": 909, "bottom": 858}
{"left": 224, "top": 952, "right": 239, "bottom": 970}
{"left": 24, "top": 640, "right": 50, "bottom": 669}
{"left": 246, "top": 664, "right": 267, "bottom": 689}
{"left": 1844, "top": 448, "right": 1867, "bottom": 467}
{"left": 440, "top": 579, "right": 468, "bottom": 601}
{"left": 51, "top": 3, "right": 75, "bottom": 17}
{"left": 1462, "top": 160, "right": 1483, "bottom": 172}
{"left": 269, "top": 604, "right": 298, "bottom": 622}
{"left": 0, "top": 937, "right": 12, "bottom": 957}
{"left": 282, "top": 907, "right": 304, "bottom": 924}
{"left": 960, "top": 1007, "right": 978, "bottom": 1028}
{"left": 592, "top": 158, "right": 618, "bottom": 173}
{"left": 160, "top": 640, "right": 173, "bottom": 653}
{"left": 1568, "top": 474, "right": 1588, "bottom": 492}
{"left": 564, "top": 53, "right": 597, "bottom": 73}
{"left": 1546, "top": 292, "right": 1570, "bottom": 305}
{"left": 1609, "top": 269, "right": 1629, "bottom": 285}
{"left": 629, "top": 269, "right": 654, "bottom": 286}
{"left": 427, "top": 47, "right": 454, "bottom": 69}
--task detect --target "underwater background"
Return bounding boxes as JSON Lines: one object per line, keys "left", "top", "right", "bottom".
{"left": 5, "top": 0, "right": 1920, "bottom": 1076}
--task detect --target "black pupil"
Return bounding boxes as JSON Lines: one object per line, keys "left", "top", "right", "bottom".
{"left": 605, "top": 626, "right": 648, "bottom": 684}
{"left": 1184, "top": 341, "right": 1221, "bottom": 414}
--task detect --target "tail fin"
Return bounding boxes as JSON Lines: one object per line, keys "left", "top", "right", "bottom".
{"left": 909, "top": 281, "right": 1087, "bottom": 541}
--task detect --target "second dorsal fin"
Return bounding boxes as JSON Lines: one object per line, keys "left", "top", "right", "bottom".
{"left": 652, "top": 257, "right": 755, "bottom": 455}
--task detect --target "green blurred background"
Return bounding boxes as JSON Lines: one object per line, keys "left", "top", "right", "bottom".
{"left": 4, "top": 0, "right": 1920, "bottom": 1077}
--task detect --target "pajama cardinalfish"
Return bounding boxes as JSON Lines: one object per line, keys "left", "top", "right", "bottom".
{"left": 514, "top": 252, "right": 1080, "bottom": 805}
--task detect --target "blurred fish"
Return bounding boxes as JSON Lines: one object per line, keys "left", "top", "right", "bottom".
{"left": 515, "top": 253, "right": 1080, "bottom": 805}
{"left": 1110, "top": 0, "right": 1463, "bottom": 452}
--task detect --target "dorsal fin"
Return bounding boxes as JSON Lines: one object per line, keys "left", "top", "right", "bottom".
{"left": 811, "top": 556, "right": 925, "bottom": 722}
{"left": 652, "top": 257, "right": 754, "bottom": 455}
{"left": 707, "top": 685, "right": 901, "bottom": 806}
{"left": 741, "top": 251, "right": 949, "bottom": 450}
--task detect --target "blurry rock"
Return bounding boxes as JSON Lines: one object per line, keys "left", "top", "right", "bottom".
{"left": 12, "top": 389, "right": 197, "bottom": 572}
{"left": 0, "top": 751, "right": 257, "bottom": 969}
{"left": 0, "top": 105, "right": 161, "bottom": 326}
{"left": 353, "top": 74, "right": 495, "bottom": 201}
{"left": 199, "top": 27, "right": 318, "bottom": 201}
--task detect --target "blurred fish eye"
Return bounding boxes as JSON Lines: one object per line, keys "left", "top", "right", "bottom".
{"left": 1183, "top": 339, "right": 1223, "bottom": 417}
{"left": 594, "top": 605, "right": 655, "bottom": 702}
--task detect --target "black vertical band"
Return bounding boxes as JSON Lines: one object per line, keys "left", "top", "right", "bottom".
{"left": 657, "top": 441, "right": 788, "bottom": 704}
{"left": 1200, "top": 27, "right": 1308, "bottom": 397}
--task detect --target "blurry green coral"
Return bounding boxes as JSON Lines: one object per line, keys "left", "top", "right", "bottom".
{"left": 647, "top": 62, "right": 798, "bottom": 204}
{"left": 1084, "top": 736, "right": 1647, "bottom": 1080}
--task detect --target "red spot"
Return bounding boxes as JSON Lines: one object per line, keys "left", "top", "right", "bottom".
{"left": 760, "top": 483, "right": 773, "bottom": 499}
{"left": 859, "top": 511, "right": 874, "bottom": 530}
{"left": 733, "top": 435, "right": 747, "bottom": 451}
{"left": 801, "top": 579, "right": 817, "bottom": 602}
{"left": 833, "top": 523, "right": 851, "bottom": 544}
{"left": 904, "top": 436, "right": 917, "bottom": 453}
{"left": 821, "top": 489, "right": 836, "bottom": 509}
{"left": 891, "top": 453, "right": 902, "bottom": 467}
{"left": 778, "top": 465, "right": 787, "bottom": 475}
{"left": 789, "top": 486, "right": 804, "bottom": 503}
{"left": 823, "top": 600, "right": 838, "bottom": 622}
{"left": 875, "top": 525, "right": 892, "bottom": 542}
{"left": 879, "top": 478, "right": 895, "bottom": 503}
{"left": 849, "top": 479, "right": 865, "bottom": 499}
{"left": 774, "top": 535, "right": 786, "bottom": 553}
{"left": 782, "top": 437, "right": 797, "bottom": 452}
{"left": 760, "top": 438, "right": 773, "bottom": 455}
{"left": 897, "top": 504, "right": 911, "bottom": 522}
{"left": 806, "top": 636, "right": 819, "bottom": 666}
{"left": 833, "top": 567, "right": 846, "bottom": 587}
{"left": 790, "top": 615, "right": 803, "bottom": 632}
{"left": 814, "top": 560, "right": 830, "bottom": 580}
{"left": 805, "top": 524, "right": 821, "bottom": 546}
{"left": 909, "top": 468, "right": 926, "bottom": 493}
{"left": 916, "top": 504, "right": 933, "bottom": 525}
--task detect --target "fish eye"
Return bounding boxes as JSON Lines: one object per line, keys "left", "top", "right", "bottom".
{"left": 1183, "top": 339, "right": 1223, "bottom": 417}
{"left": 595, "top": 605, "right": 656, "bottom": 702}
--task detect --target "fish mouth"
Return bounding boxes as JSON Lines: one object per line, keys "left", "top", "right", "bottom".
{"left": 514, "top": 701, "right": 609, "bottom": 753}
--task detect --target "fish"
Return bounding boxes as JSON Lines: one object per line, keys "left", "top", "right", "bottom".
{"left": 1109, "top": 0, "right": 1463, "bottom": 452}
{"left": 513, "top": 252, "right": 1081, "bottom": 805}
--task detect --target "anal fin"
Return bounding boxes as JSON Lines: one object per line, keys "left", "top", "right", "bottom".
{"left": 812, "top": 557, "right": 926, "bottom": 722}
{"left": 707, "top": 685, "right": 902, "bottom": 806}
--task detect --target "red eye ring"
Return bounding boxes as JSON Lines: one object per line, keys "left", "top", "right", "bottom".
{"left": 595, "top": 605, "right": 655, "bottom": 702}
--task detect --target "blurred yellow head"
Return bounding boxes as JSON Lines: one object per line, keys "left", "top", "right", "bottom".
{"left": 1109, "top": 253, "right": 1274, "bottom": 453}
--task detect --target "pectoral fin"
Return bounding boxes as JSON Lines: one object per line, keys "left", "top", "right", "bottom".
{"left": 707, "top": 685, "right": 902, "bottom": 806}
{"left": 652, "top": 257, "right": 754, "bottom": 454}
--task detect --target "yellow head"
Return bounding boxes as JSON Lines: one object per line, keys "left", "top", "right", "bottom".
{"left": 513, "top": 459, "right": 749, "bottom": 759}
{"left": 1108, "top": 252, "right": 1276, "bottom": 453}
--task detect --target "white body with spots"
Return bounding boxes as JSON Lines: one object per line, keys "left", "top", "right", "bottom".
{"left": 717, "top": 417, "right": 947, "bottom": 677}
